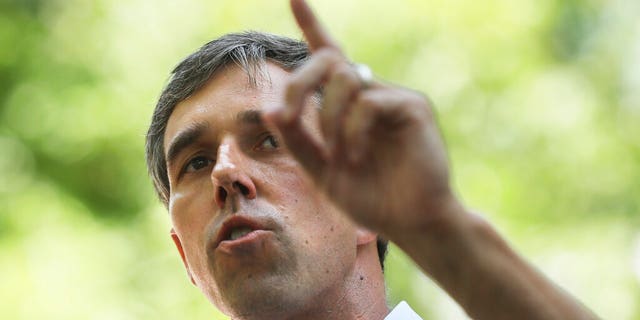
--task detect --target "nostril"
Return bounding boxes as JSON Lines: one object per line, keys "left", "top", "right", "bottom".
{"left": 218, "top": 187, "right": 228, "bottom": 204}
{"left": 234, "top": 181, "right": 250, "bottom": 196}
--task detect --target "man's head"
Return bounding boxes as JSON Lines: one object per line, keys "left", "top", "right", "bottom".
{"left": 145, "top": 32, "right": 388, "bottom": 317}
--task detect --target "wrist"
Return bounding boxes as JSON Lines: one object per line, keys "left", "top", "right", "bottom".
{"left": 384, "top": 193, "right": 472, "bottom": 246}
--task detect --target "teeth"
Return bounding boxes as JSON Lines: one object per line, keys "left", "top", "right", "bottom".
{"left": 229, "top": 227, "right": 252, "bottom": 240}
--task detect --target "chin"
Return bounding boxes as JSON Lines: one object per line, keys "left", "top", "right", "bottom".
{"left": 217, "top": 272, "right": 312, "bottom": 320}
{"left": 208, "top": 248, "right": 303, "bottom": 314}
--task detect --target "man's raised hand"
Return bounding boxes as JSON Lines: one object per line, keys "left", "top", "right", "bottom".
{"left": 265, "top": 0, "right": 457, "bottom": 237}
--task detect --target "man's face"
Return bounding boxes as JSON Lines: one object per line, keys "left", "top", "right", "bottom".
{"left": 163, "top": 63, "right": 361, "bottom": 317}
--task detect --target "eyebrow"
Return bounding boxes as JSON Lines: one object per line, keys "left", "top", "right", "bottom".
{"left": 165, "top": 109, "right": 266, "bottom": 167}
{"left": 166, "top": 121, "right": 210, "bottom": 167}
{"left": 235, "top": 109, "right": 264, "bottom": 126}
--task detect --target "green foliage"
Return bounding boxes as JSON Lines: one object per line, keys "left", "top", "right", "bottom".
{"left": 1, "top": 0, "right": 638, "bottom": 319}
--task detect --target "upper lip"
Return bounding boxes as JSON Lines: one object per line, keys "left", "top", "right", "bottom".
{"left": 211, "top": 215, "right": 269, "bottom": 249}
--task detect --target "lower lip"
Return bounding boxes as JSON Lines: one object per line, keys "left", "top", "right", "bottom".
{"left": 216, "top": 230, "right": 272, "bottom": 254}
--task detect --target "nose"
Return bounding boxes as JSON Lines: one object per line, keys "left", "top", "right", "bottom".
{"left": 211, "top": 138, "right": 257, "bottom": 209}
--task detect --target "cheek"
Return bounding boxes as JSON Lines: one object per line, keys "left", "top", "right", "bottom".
{"left": 169, "top": 188, "right": 214, "bottom": 258}
{"left": 170, "top": 191, "right": 223, "bottom": 295}
{"left": 264, "top": 167, "right": 357, "bottom": 257}
{"left": 257, "top": 156, "right": 316, "bottom": 203}
{"left": 169, "top": 177, "right": 215, "bottom": 224}
{"left": 292, "top": 205, "right": 359, "bottom": 277}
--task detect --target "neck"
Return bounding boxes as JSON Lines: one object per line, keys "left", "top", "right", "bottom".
{"left": 290, "top": 268, "right": 388, "bottom": 320}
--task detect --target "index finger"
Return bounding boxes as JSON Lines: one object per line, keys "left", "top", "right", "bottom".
{"left": 290, "top": 0, "right": 341, "bottom": 52}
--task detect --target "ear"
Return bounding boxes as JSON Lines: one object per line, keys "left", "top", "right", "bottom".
{"left": 356, "top": 227, "right": 377, "bottom": 246}
{"left": 170, "top": 228, "right": 196, "bottom": 286}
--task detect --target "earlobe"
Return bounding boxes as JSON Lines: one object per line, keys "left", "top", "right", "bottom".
{"left": 170, "top": 228, "right": 197, "bottom": 286}
{"left": 356, "top": 227, "right": 377, "bottom": 246}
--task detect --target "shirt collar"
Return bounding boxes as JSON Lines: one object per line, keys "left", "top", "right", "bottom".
{"left": 385, "top": 301, "right": 424, "bottom": 320}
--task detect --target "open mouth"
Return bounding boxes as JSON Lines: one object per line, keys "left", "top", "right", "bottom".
{"left": 228, "top": 226, "right": 254, "bottom": 241}
{"left": 214, "top": 215, "right": 269, "bottom": 249}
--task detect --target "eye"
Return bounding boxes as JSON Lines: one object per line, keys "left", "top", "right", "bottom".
{"left": 257, "top": 134, "right": 279, "bottom": 150}
{"left": 183, "top": 156, "right": 213, "bottom": 173}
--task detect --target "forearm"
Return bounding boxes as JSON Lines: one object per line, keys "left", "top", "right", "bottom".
{"left": 388, "top": 199, "right": 598, "bottom": 320}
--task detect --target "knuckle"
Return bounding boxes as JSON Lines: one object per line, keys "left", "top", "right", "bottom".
{"left": 402, "top": 90, "right": 434, "bottom": 118}
{"left": 407, "top": 91, "right": 429, "bottom": 107}
{"left": 394, "top": 88, "right": 430, "bottom": 108}
{"left": 411, "top": 89, "right": 429, "bottom": 102}
{"left": 332, "top": 65, "right": 351, "bottom": 81}
{"left": 331, "top": 65, "right": 359, "bottom": 89}
{"left": 357, "top": 91, "right": 380, "bottom": 109}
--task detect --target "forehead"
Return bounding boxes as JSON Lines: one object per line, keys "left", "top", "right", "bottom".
{"left": 164, "top": 63, "right": 291, "bottom": 150}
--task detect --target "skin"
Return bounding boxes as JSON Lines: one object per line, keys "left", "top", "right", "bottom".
{"left": 263, "top": 0, "right": 599, "bottom": 319}
{"left": 164, "top": 64, "right": 388, "bottom": 320}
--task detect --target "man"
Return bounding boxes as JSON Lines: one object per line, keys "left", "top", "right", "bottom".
{"left": 145, "top": 0, "right": 598, "bottom": 319}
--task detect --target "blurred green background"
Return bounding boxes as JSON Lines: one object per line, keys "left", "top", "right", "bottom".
{"left": 1, "top": 0, "right": 638, "bottom": 318}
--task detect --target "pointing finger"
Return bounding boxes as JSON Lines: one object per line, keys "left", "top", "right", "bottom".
{"left": 290, "top": 0, "right": 341, "bottom": 52}
{"left": 271, "top": 48, "right": 342, "bottom": 124}
{"left": 321, "top": 63, "right": 362, "bottom": 153}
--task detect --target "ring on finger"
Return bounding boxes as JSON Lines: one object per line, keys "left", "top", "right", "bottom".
{"left": 353, "top": 63, "right": 374, "bottom": 89}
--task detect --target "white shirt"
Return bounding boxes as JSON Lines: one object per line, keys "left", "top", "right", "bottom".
{"left": 384, "top": 301, "right": 423, "bottom": 320}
